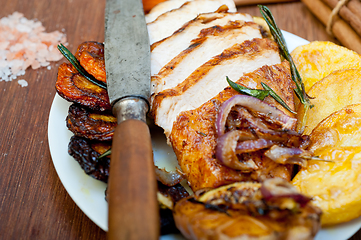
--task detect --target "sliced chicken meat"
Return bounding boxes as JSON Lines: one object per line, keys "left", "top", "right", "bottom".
{"left": 169, "top": 60, "right": 296, "bottom": 191}
{"left": 145, "top": 0, "right": 190, "bottom": 23}
{"left": 147, "top": 0, "right": 237, "bottom": 44}
{"left": 151, "top": 38, "right": 282, "bottom": 137}
{"left": 151, "top": 22, "right": 262, "bottom": 98}
{"left": 150, "top": 11, "right": 254, "bottom": 76}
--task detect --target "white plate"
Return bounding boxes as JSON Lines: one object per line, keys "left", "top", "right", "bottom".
{"left": 47, "top": 31, "right": 361, "bottom": 240}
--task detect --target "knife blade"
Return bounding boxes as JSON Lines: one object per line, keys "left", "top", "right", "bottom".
{"left": 104, "top": 0, "right": 159, "bottom": 239}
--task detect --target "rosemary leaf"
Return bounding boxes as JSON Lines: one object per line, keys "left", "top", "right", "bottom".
{"left": 227, "top": 76, "right": 269, "bottom": 100}
{"left": 258, "top": 5, "right": 313, "bottom": 131}
{"left": 57, "top": 43, "right": 107, "bottom": 89}
{"left": 97, "top": 148, "right": 112, "bottom": 160}
{"left": 261, "top": 82, "right": 296, "bottom": 114}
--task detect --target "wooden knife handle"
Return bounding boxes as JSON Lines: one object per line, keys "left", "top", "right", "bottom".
{"left": 108, "top": 119, "right": 159, "bottom": 240}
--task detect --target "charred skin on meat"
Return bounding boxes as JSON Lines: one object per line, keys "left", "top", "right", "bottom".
{"left": 66, "top": 104, "right": 116, "bottom": 141}
{"left": 170, "top": 61, "right": 297, "bottom": 191}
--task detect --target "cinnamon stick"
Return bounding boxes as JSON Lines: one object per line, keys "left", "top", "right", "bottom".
{"left": 322, "top": 0, "right": 361, "bottom": 36}
{"left": 234, "top": 0, "right": 298, "bottom": 5}
{"left": 348, "top": 0, "right": 361, "bottom": 18}
{"left": 301, "top": 0, "right": 361, "bottom": 54}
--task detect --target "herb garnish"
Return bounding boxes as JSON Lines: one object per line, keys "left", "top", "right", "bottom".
{"left": 258, "top": 5, "right": 312, "bottom": 132}
{"left": 227, "top": 77, "right": 296, "bottom": 114}
{"left": 57, "top": 43, "right": 107, "bottom": 89}
{"left": 97, "top": 148, "right": 112, "bottom": 160}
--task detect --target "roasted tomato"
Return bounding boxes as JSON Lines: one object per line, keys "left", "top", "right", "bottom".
{"left": 56, "top": 63, "right": 111, "bottom": 111}
{"left": 75, "top": 41, "right": 106, "bottom": 83}
{"left": 66, "top": 104, "right": 116, "bottom": 141}
{"left": 173, "top": 179, "right": 321, "bottom": 240}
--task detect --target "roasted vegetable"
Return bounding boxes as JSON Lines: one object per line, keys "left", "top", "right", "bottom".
{"left": 291, "top": 41, "right": 361, "bottom": 92}
{"left": 293, "top": 104, "right": 361, "bottom": 226}
{"left": 56, "top": 62, "right": 111, "bottom": 111}
{"left": 297, "top": 69, "right": 361, "bottom": 135}
{"left": 66, "top": 104, "right": 116, "bottom": 141}
{"left": 174, "top": 179, "right": 321, "bottom": 240}
{"left": 74, "top": 41, "right": 106, "bottom": 83}
{"left": 68, "top": 136, "right": 111, "bottom": 183}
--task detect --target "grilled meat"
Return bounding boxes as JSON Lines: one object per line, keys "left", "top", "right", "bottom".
{"left": 150, "top": 10, "right": 254, "bottom": 75}
{"left": 145, "top": 0, "right": 190, "bottom": 23}
{"left": 169, "top": 61, "right": 296, "bottom": 191}
{"left": 151, "top": 38, "right": 282, "bottom": 137}
{"left": 147, "top": 0, "right": 237, "bottom": 44}
{"left": 151, "top": 21, "right": 262, "bottom": 99}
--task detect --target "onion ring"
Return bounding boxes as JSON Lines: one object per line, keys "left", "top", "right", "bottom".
{"left": 216, "top": 95, "right": 297, "bottom": 136}
{"left": 216, "top": 130, "right": 258, "bottom": 171}
{"left": 260, "top": 178, "right": 311, "bottom": 207}
{"left": 155, "top": 166, "right": 185, "bottom": 187}
{"left": 264, "top": 145, "right": 313, "bottom": 167}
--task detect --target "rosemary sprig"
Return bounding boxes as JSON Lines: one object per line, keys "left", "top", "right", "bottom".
{"left": 227, "top": 76, "right": 269, "bottom": 100}
{"left": 258, "top": 5, "right": 312, "bottom": 132}
{"left": 97, "top": 148, "right": 112, "bottom": 160}
{"left": 57, "top": 43, "right": 107, "bottom": 89}
{"left": 227, "top": 77, "right": 296, "bottom": 114}
{"left": 261, "top": 82, "right": 296, "bottom": 114}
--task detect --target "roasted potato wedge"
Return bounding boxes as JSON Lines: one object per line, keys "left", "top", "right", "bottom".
{"left": 292, "top": 104, "right": 361, "bottom": 226}
{"left": 174, "top": 180, "right": 321, "bottom": 240}
{"left": 298, "top": 68, "right": 361, "bottom": 135}
{"left": 291, "top": 41, "right": 361, "bottom": 92}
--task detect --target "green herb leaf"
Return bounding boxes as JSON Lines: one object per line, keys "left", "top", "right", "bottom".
{"left": 227, "top": 76, "right": 269, "bottom": 100}
{"left": 258, "top": 5, "right": 313, "bottom": 132}
{"left": 97, "top": 148, "right": 111, "bottom": 160}
{"left": 261, "top": 82, "right": 296, "bottom": 114}
{"left": 57, "top": 43, "right": 107, "bottom": 89}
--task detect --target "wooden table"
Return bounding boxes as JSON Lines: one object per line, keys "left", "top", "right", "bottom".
{"left": 0, "top": 0, "right": 359, "bottom": 239}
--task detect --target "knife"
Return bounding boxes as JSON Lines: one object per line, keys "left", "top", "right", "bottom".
{"left": 104, "top": 0, "right": 159, "bottom": 239}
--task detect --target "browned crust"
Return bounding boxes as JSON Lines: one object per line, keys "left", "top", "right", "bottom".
{"left": 169, "top": 61, "right": 295, "bottom": 191}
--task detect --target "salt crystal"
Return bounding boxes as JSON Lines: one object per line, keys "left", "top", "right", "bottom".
{"left": 18, "top": 79, "right": 28, "bottom": 87}
{"left": 0, "top": 11, "right": 67, "bottom": 83}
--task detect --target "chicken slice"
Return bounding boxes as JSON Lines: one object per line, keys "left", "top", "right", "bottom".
{"left": 151, "top": 11, "right": 254, "bottom": 76}
{"left": 169, "top": 60, "right": 296, "bottom": 191}
{"left": 147, "top": 0, "right": 237, "bottom": 44}
{"left": 145, "top": 0, "right": 190, "bottom": 23}
{"left": 151, "top": 38, "right": 282, "bottom": 137}
{"left": 151, "top": 21, "right": 262, "bottom": 97}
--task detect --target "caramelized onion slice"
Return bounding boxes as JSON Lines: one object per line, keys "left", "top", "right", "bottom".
{"left": 216, "top": 130, "right": 258, "bottom": 171}
{"left": 235, "top": 139, "right": 274, "bottom": 154}
{"left": 264, "top": 145, "right": 312, "bottom": 167}
{"left": 216, "top": 95, "right": 297, "bottom": 136}
{"left": 260, "top": 178, "right": 312, "bottom": 207}
{"left": 155, "top": 166, "right": 185, "bottom": 187}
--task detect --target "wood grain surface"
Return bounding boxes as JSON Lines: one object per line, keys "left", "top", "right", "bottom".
{"left": 0, "top": 0, "right": 358, "bottom": 239}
